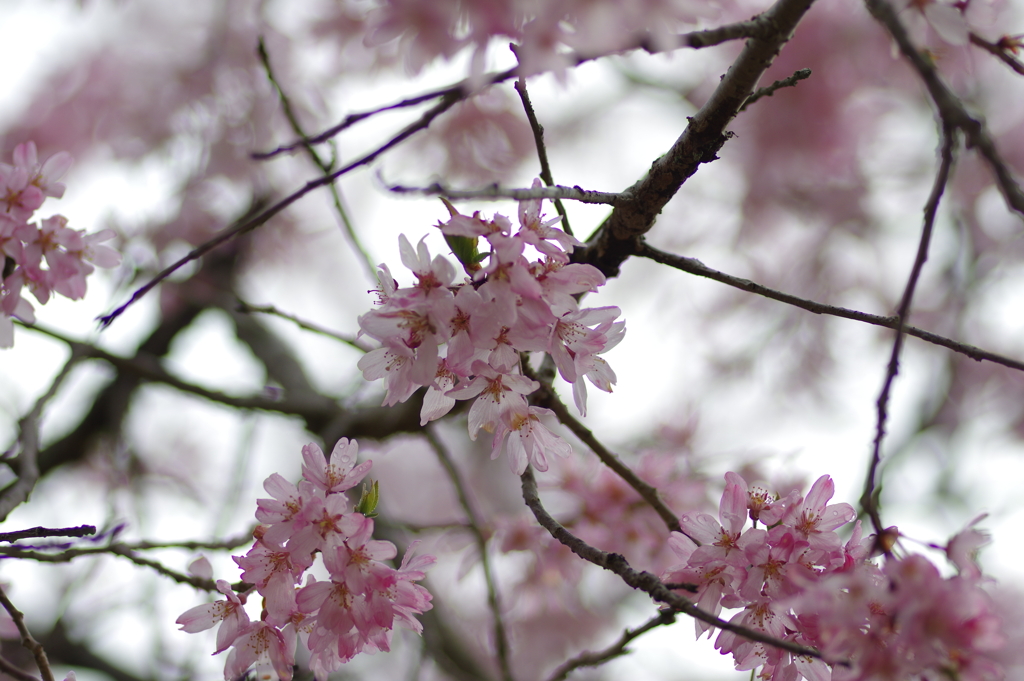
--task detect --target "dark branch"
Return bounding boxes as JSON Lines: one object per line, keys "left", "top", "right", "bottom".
{"left": 969, "top": 33, "right": 1024, "bottom": 76}
{"left": 636, "top": 242, "right": 1024, "bottom": 373}
{"left": 576, "top": 0, "right": 819, "bottom": 277}
{"left": 514, "top": 75, "right": 573, "bottom": 235}
{"left": 0, "top": 526, "right": 96, "bottom": 543}
{"left": 739, "top": 67, "right": 812, "bottom": 112}
{"left": 861, "top": 126, "right": 956, "bottom": 536}
{"left": 545, "top": 610, "right": 676, "bottom": 681}
{"left": 865, "top": 0, "right": 1024, "bottom": 219}
{"left": 0, "top": 584, "right": 55, "bottom": 681}
{"left": 525, "top": 377, "right": 686, "bottom": 538}
{"left": 520, "top": 468, "right": 827, "bottom": 661}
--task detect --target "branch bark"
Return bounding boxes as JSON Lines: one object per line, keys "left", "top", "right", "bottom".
{"left": 577, "top": 0, "right": 819, "bottom": 276}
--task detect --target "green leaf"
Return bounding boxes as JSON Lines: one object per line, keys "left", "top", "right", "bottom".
{"left": 356, "top": 480, "right": 380, "bottom": 518}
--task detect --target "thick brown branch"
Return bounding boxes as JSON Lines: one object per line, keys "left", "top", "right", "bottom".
{"left": 577, "top": 0, "right": 818, "bottom": 277}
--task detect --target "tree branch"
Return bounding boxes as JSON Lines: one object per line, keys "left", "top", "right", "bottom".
{"left": 0, "top": 351, "right": 82, "bottom": 522}
{"left": 0, "top": 653, "right": 42, "bottom": 681}
{"left": 635, "top": 242, "right": 1024, "bottom": 373}
{"left": 385, "top": 181, "right": 622, "bottom": 205}
{"left": 258, "top": 37, "right": 377, "bottom": 281}
{"left": 99, "top": 92, "right": 463, "bottom": 327}
{"left": 18, "top": 322, "right": 336, "bottom": 419}
{"left": 0, "top": 526, "right": 96, "bottom": 543}
{"left": 738, "top": 67, "right": 812, "bottom": 113}
{"left": 235, "top": 299, "right": 369, "bottom": 351}
{"left": 0, "top": 544, "right": 224, "bottom": 593}
{"left": 0, "top": 584, "right": 55, "bottom": 681}
{"left": 514, "top": 75, "right": 573, "bottom": 235}
{"left": 254, "top": 17, "right": 767, "bottom": 161}
{"left": 865, "top": 0, "right": 1024, "bottom": 219}
{"left": 577, "top": 0, "right": 819, "bottom": 277}
{"left": 544, "top": 609, "right": 676, "bottom": 681}
{"left": 519, "top": 468, "right": 827, "bottom": 661}
{"left": 861, "top": 126, "right": 956, "bottom": 536}
{"left": 969, "top": 33, "right": 1024, "bottom": 76}
{"left": 525, "top": 377, "right": 686, "bottom": 538}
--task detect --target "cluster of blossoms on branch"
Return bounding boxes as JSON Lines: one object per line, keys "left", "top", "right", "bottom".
{"left": 357, "top": 182, "right": 624, "bottom": 475}
{"left": 664, "top": 473, "right": 1011, "bottom": 681}
{"left": 177, "top": 439, "right": 434, "bottom": 681}
{"left": 0, "top": 142, "right": 120, "bottom": 347}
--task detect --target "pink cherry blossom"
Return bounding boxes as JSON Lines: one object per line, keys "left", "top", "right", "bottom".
{"left": 179, "top": 440, "right": 434, "bottom": 681}
{"left": 301, "top": 440, "right": 372, "bottom": 496}
{"left": 176, "top": 580, "right": 251, "bottom": 655}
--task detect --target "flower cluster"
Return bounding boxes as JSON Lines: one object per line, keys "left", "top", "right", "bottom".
{"left": 0, "top": 142, "right": 120, "bottom": 347}
{"left": 663, "top": 473, "right": 1010, "bottom": 681}
{"left": 177, "top": 439, "right": 434, "bottom": 681}
{"left": 357, "top": 181, "right": 624, "bottom": 475}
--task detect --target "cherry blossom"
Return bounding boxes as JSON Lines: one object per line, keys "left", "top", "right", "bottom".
{"left": 358, "top": 185, "right": 618, "bottom": 471}
{"left": 178, "top": 439, "right": 434, "bottom": 681}
{"left": 0, "top": 142, "right": 121, "bottom": 348}
{"left": 664, "top": 473, "right": 1014, "bottom": 681}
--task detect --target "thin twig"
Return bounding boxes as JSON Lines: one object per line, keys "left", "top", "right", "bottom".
{"left": 635, "top": 242, "right": 1024, "bottom": 373}
{"left": 385, "top": 181, "right": 622, "bottom": 205}
{"left": 545, "top": 610, "right": 676, "bottom": 681}
{"left": 254, "top": 18, "right": 767, "bottom": 161}
{"left": 0, "top": 544, "right": 222, "bottom": 593}
{"left": 514, "top": 75, "right": 573, "bottom": 236}
{"left": 425, "top": 428, "right": 514, "bottom": 681}
{"left": 865, "top": 0, "right": 1024, "bottom": 219}
{"left": 258, "top": 38, "right": 377, "bottom": 281}
{"left": 523, "top": 375, "right": 686, "bottom": 538}
{"left": 0, "top": 351, "right": 83, "bottom": 523}
{"left": 17, "top": 322, "right": 338, "bottom": 417}
{"left": 0, "top": 654, "right": 41, "bottom": 681}
{"left": 0, "top": 526, "right": 96, "bottom": 543}
{"left": 0, "top": 584, "right": 55, "bottom": 681}
{"left": 236, "top": 299, "right": 369, "bottom": 351}
{"left": 969, "top": 33, "right": 1024, "bottom": 76}
{"left": 861, "top": 126, "right": 956, "bottom": 536}
{"left": 98, "top": 92, "right": 463, "bottom": 328}
{"left": 738, "top": 68, "right": 812, "bottom": 112}
{"left": 253, "top": 68, "right": 513, "bottom": 160}
{"left": 122, "top": 530, "right": 256, "bottom": 551}
{"left": 519, "top": 468, "right": 828, "bottom": 661}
